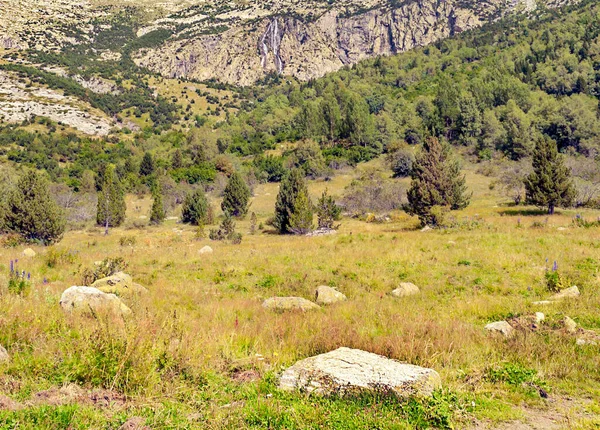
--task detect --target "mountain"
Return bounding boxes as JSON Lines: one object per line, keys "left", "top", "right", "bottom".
{"left": 0, "top": 0, "right": 574, "bottom": 86}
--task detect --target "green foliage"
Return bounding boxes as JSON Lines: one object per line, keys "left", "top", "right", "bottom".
{"left": 545, "top": 269, "right": 569, "bottom": 293}
{"left": 316, "top": 189, "right": 341, "bottom": 229}
{"left": 524, "top": 137, "right": 576, "bottom": 214}
{"left": 96, "top": 165, "right": 126, "bottom": 229}
{"left": 139, "top": 152, "right": 155, "bottom": 177}
{"left": 406, "top": 138, "right": 470, "bottom": 227}
{"left": 119, "top": 236, "right": 137, "bottom": 247}
{"left": 485, "top": 363, "right": 541, "bottom": 387}
{"left": 221, "top": 172, "right": 251, "bottom": 217}
{"left": 181, "top": 188, "right": 213, "bottom": 226}
{"left": 45, "top": 248, "right": 78, "bottom": 268}
{"left": 209, "top": 213, "right": 242, "bottom": 243}
{"left": 149, "top": 187, "right": 166, "bottom": 225}
{"left": 274, "top": 169, "right": 310, "bottom": 234}
{"left": 80, "top": 257, "right": 127, "bottom": 285}
{"left": 289, "top": 186, "right": 314, "bottom": 235}
{"left": 3, "top": 171, "right": 66, "bottom": 245}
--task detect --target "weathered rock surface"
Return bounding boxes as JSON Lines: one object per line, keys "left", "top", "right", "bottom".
{"left": 262, "top": 297, "right": 320, "bottom": 312}
{"left": 22, "top": 248, "right": 36, "bottom": 258}
{"left": 315, "top": 286, "right": 347, "bottom": 305}
{"left": 279, "top": 347, "right": 441, "bottom": 397}
{"left": 391, "top": 282, "right": 420, "bottom": 297}
{"left": 485, "top": 321, "right": 514, "bottom": 337}
{"left": 59, "top": 286, "right": 131, "bottom": 315}
{"left": 199, "top": 246, "right": 213, "bottom": 255}
{"left": 563, "top": 316, "right": 578, "bottom": 333}
{"left": 91, "top": 272, "right": 148, "bottom": 295}
{"left": 550, "top": 286, "right": 580, "bottom": 301}
{"left": 0, "top": 345, "right": 9, "bottom": 363}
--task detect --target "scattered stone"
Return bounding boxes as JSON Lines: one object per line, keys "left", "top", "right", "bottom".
{"left": 557, "top": 227, "right": 567, "bottom": 231}
{"left": 391, "top": 282, "right": 420, "bottom": 297}
{"left": 576, "top": 337, "right": 598, "bottom": 346}
{"left": 279, "top": 347, "right": 441, "bottom": 397}
{"left": 563, "top": 316, "right": 577, "bottom": 333}
{"left": 120, "top": 417, "right": 150, "bottom": 430}
{"left": 59, "top": 286, "right": 131, "bottom": 316}
{"left": 484, "top": 321, "right": 514, "bottom": 338}
{"left": 535, "top": 312, "right": 545, "bottom": 323}
{"left": 550, "top": 286, "right": 580, "bottom": 301}
{"left": 262, "top": 297, "right": 320, "bottom": 312}
{"left": 166, "top": 216, "right": 179, "bottom": 221}
{"left": 22, "top": 248, "right": 36, "bottom": 258}
{"left": 199, "top": 246, "right": 213, "bottom": 254}
{"left": 306, "top": 228, "right": 337, "bottom": 237}
{"left": 315, "top": 286, "right": 346, "bottom": 305}
{"left": 420, "top": 226, "right": 432, "bottom": 232}
{"left": 533, "top": 300, "right": 553, "bottom": 306}
{"left": 91, "top": 272, "right": 147, "bottom": 295}
{"left": 0, "top": 345, "right": 9, "bottom": 363}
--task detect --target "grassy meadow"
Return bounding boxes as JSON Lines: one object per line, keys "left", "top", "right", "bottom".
{"left": 0, "top": 163, "right": 599, "bottom": 429}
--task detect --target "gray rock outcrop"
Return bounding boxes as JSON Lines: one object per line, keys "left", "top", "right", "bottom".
{"left": 59, "top": 286, "right": 131, "bottom": 316}
{"left": 262, "top": 297, "right": 320, "bottom": 312}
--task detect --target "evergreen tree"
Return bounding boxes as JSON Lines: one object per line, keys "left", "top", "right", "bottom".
{"left": 149, "top": 186, "right": 166, "bottom": 225}
{"left": 406, "top": 138, "right": 470, "bottom": 226}
{"left": 3, "top": 171, "right": 66, "bottom": 245}
{"left": 316, "top": 189, "right": 341, "bottom": 229}
{"left": 96, "top": 165, "right": 126, "bottom": 234}
{"left": 289, "top": 187, "right": 314, "bottom": 235}
{"left": 181, "top": 188, "right": 213, "bottom": 226}
{"left": 274, "top": 169, "right": 309, "bottom": 234}
{"left": 139, "top": 152, "right": 155, "bottom": 177}
{"left": 171, "top": 149, "right": 184, "bottom": 169}
{"left": 524, "top": 137, "right": 575, "bottom": 214}
{"left": 221, "top": 171, "right": 251, "bottom": 217}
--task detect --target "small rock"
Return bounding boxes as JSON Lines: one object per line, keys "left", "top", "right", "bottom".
{"left": 391, "top": 282, "right": 420, "bottom": 297}
{"left": 563, "top": 316, "right": 577, "bottom": 333}
{"left": 199, "top": 246, "right": 213, "bottom": 254}
{"left": 576, "top": 338, "right": 597, "bottom": 346}
{"left": 22, "top": 248, "right": 36, "bottom": 258}
{"left": 535, "top": 312, "right": 545, "bottom": 323}
{"left": 120, "top": 417, "right": 150, "bottom": 430}
{"left": 60, "top": 286, "right": 131, "bottom": 316}
{"left": 533, "top": 300, "right": 553, "bottom": 306}
{"left": 0, "top": 345, "right": 9, "bottom": 363}
{"left": 550, "top": 286, "right": 580, "bottom": 301}
{"left": 166, "top": 216, "right": 179, "bottom": 221}
{"left": 557, "top": 227, "right": 567, "bottom": 231}
{"left": 485, "top": 321, "right": 514, "bottom": 338}
{"left": 279, "top": 347, "right": 441, "bottom": 397}
{"left": 306, "top": 228, "right": 337, "bottom": 237}
{"left": 315, "top": 286, "right": 347, "bottom": 305}
{"left": 420, "top": 226, "right": 432, "bottom": 232}
{"left": 262, "top": 297, "right": 320, "bottom": 312}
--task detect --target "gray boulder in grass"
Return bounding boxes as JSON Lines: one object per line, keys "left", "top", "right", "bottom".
{"left": 315, "top": 286, "right": 347, "bottom": 305}
{"left": 262, "top": 297, "right": 320, "bottom": 311}
{"left": 391, "top": 282, "right": 420, "bottom": 297}
{"left": 60, "top": 286, "right": 131, "bottom": 316}
{"left": 279, "top": 347, "right": 441, "bottom": 397}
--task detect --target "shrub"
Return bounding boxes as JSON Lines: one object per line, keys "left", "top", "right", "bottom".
{"left": 181, "top": 188, "right": 213, "bottom": 226}
{"left": 315, "top": 189, "right": 341, "bottom": 229}
{"left": 274, "top": 169, "right": 311, "bottom": 234}
{"left": 221, "top": 171, "right": 251, "bottom": 217}
{"left": 119, "top": 236, "right": 137, "bottom": 247}
{"left": 387, "top": 148, "right": 415, "bottom": 178}
{"left": 96, "top": 165, "right": 126, "bottom": 230}
{"left": 340, "top": 172, "right": 405, "bottom": 216}
{"left": 80, "top": 257, "right": 127, "bottom": 285}
{"left": 3, "top": 171, "right": 66, "bottom": 245}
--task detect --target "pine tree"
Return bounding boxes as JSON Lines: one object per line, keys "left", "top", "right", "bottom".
{"left": 221, "top": 171, "right": 251, "bottom": 217}
{"left": 316, "top": 189, "right": 341, "bottom": 229}
{"left": 171, "top": 149, "right": 184, "bottom": 169}
{"left": 524, "top": 137, "right": 575, "bottom": 214}
{"left": 181, "top": 188, "right": 213, "bottom": 226}
{"left": 289, "top": 187, "right": 314, "bottom": 235}
{"left": 96, "top": 165, "right": 126, "bottom": 234}
{"left": 406, "top": 137, "right": 471, "bottom": 227}
{"left": 149, "top": 186, "right": 166, "bottom": 225}
{"left": 274, "top": 169, "right": 309, "bottom": 234}
{"left": 3, "top": 171, "right": 66, "bottom": 245}
{"left": 139, "top": 152, "right": 155, "bottom": 177}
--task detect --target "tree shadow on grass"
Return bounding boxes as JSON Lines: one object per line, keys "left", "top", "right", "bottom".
{"left": 498, "top": 208, "right": 551, "bottom": 216}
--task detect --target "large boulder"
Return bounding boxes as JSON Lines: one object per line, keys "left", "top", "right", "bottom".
{"left": 22, "top": 248, "right": 36, "bottom": 258}
{"left": 262, "top": 297, "right": 320, "bottom": 312}
{"left": 391, "top": 282, "right": 420, "bottom": 297}
{"left": 315, "top": 286, "right": 346, "bottom": 305}
{"left": 279, "top": 347, "right": 441, "bottom": 397}
{"left": 0, "top": 345, "right": 9, "bottom": 363}
{"left": 60, "top": 286, "right": 131, "bottom": 316}
{"left": 91, "top": 272, "right": 147, "bottom": 295}
{"left": 199, "top": 246, "right": 213, "bottom": 255}
{"left": 550, "top": 286, "right": 580, "bottom": 301}
{"left": 485, "top": 321, "right": 514, "bottom": 338}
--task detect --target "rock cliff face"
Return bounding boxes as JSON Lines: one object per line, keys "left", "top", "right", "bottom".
{"left": 133, "top": 0, "right": 568, "bottom": 86}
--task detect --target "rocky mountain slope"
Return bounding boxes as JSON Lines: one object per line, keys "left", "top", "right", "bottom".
{"left": 0, "top": 0, "right": 576, "bottom": 87}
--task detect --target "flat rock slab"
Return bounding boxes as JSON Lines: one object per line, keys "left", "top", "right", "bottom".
{"left": 60, "top": 286, "right": 131, "bottom": 316}
{"left": 91, "top": 272, "right": 148, "bottom": 295}
{"left": 550, "top": 286, "right": 580, "bottom": 301}
{"left": 391, "top": 282, "right": 420, "bottom": 297}
{"left": 485, "top": 321, "right": 514, "bottom": 337}
{"left": 279, "top": 347, "right": 441, "bottom": 397}
{"left": 263, "top": 297, "right": 320, "bottom": 312}
{"left": 315, "top": 286, "right": 347, "bottom": 305}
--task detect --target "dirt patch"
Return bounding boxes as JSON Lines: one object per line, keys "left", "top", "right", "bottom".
{"left": 0, "top": 395, "right": 23, "bottom": 411}
{"left": 119, "top": 416, "right": 150, "bottom": 430}
{"left": 31, "top": 384, "right": 125, "bottom": 408}
{"left": 231, "top": 369, "right": 261, "bottom": 383}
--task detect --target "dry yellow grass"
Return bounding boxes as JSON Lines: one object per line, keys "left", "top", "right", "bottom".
{"left": 0, "top": 166, "right": 599, "bottom": 428}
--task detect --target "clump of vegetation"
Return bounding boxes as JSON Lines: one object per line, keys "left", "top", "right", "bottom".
{"left": 7, "top": 260, "right": 30, "bottom": 295}
{"left": 119, "top": 236, "right": 137, "bottom": 247}
{"left": 181, "top": 188, "right": 213, "bottom": 226}
{"left": 544, "top": 261, "right": 569, "bottom": 293}
{"left": 341, "top": 172, "right": 405, "bottom": 216}
{"left": 3, "top": 171, "right": 66, "bottom": 245}
{"left": 45, "top": 248, "right": 78, "bottom": 268}
{"left": 80, "top": 257, "right": 127, "bottom": 285}
{"left": 406, "top": 138, "right": 470, "bottom": 227}
{"left": 150, "top": 186, "right": 166, "bottom": 225}
{"left": 524, "top": 137, "right": 575, "bottom": 215}
{"left": 221, "top": 172, "right": 251, "bottom": 218}
{"left": 315, "top": 189, "right": 341, "bottom": 229}
{"left": 273, "top": 169, "right": 313, "bottom": 234}
{"left": 209, "top": 214, "right": 242, "bottom": 244}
